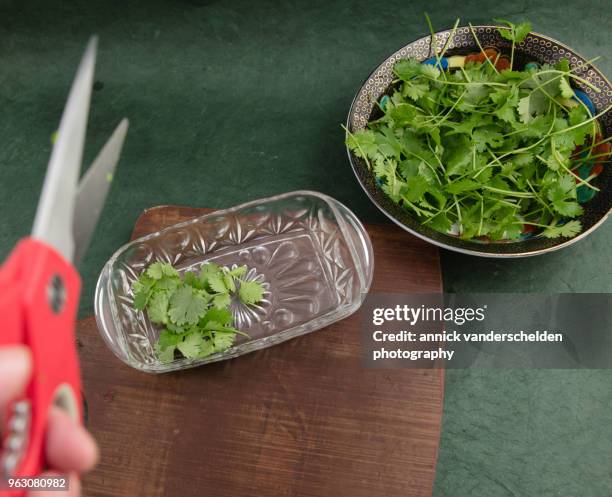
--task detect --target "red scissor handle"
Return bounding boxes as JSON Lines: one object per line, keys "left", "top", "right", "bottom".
{"left": 0, "top": 238, "right": 82, "bottom": 497}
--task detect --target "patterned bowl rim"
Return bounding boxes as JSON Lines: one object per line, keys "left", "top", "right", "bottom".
{"left": 346, "top": 26, "right": 611, "bottom": 258}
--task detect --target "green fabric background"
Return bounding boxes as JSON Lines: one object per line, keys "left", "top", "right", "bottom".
{"left": 1, "top": 0, "right": 610, "bottom": 495}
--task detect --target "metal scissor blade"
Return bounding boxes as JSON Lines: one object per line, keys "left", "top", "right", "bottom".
{"left": 72, "top": 118, "right": 128, "bottom": 266}
{"left": 31, "top": 37, "right": 97, "bottom": 262}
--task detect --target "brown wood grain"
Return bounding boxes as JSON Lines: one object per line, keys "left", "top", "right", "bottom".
{"left": 78, "top": 205, "right": 444, "bottom": 497}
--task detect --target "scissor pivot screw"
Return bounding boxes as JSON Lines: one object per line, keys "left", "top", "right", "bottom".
{"left": 47, "top": 274, "right": 67, "bottom": 314}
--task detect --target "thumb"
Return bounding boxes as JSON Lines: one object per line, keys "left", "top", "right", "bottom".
{"left": 0, "top": 346, "right": 32, "bottom": 408}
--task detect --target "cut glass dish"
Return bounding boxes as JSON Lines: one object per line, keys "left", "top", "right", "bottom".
{"left": 94, "top": 191, "right": 374, "bottom": 373}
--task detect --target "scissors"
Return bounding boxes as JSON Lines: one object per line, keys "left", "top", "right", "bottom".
{"left": 0, "top": 37, "right": 128, "bottom": 495}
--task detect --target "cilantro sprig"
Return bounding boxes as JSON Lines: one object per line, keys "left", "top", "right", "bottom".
{"left": 494, "top": 19, "right": 531, "bottom": 70}
{"left": 345, "top": 17, "right": 610, "bottom": 241}
{"left": 132, "top": 261, "right": 265, "bottom": 362}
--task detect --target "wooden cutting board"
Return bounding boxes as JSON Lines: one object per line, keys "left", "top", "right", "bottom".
{"left": 77, "top": 205, "right": 444, "bottom": 497}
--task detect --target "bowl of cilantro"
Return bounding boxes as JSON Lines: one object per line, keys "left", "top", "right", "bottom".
{"left": 345, "top": 18, "right": 611, "bottom": 257}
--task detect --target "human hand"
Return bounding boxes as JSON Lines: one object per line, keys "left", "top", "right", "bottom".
{"left": 0, "top": 346, "right": 98, "bottom": 497}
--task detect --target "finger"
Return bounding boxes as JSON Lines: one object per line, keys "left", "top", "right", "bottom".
{"left": 0, "top": 346, "right": 32, "bottom": 415}
{"left": 27, "top": 472, "right": 80, "bottom": 497}
{"left": 45, "top": 407, "right": 98, "bottom": 473}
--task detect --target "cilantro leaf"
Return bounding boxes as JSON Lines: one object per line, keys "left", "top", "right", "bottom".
{"left": 387, "top": 104, "right": 417, "bottom": 126}
{"left": 198, "top": 262, "right": 222, "bottom": 285}
{"left": 445, "top": 179, "right": 481, "bottom": 194}
{"left": 513, "top": 22, "right": 532, "bottom": 43}
{"left": 201, "top": 308, "right": 233, "bottom": 327}
{"left": 168, "top": 286, "right": 208, "bottom": 326}
{"left": 183, "top": 271, "right": 199, "bottom": 288}
{"left": 542, "top": 220, "right": 582, "bottom": 238}
{"left": 401, "top": 176, "right": 429, "bottom": 203}
{"left": 223, "top": 272, "right": 237, "bottom": 293}
{"left": 132, "top": 274, "right": 155, "bottom": 310}
{"left": 495, "top": 20, "right": 531, "bottom": 43}
{"left": 402, "top": 81, "right": 429, "bottom": 101}
{"left": 551, "top": 198, "right": 583, "bottom": 217}
{"left": 207, "top": 273, "right": 228, "bottom": 294}
{"left": 239, "top": 281, "right": 265, "bottom": 306}
{"left": 555, "top": 59, "right": 571, "bottom": 72}
{"left": 427, "top": 212, "right": 452, "bottom": 232}
{"left": 518, "top": 91, "right": 548, "bottom": 123}
{"left": 148, "top": 292, "right": 170, "bottom": 325}
{"left": 176, "top": 332, "right": 204, "bottom": 359}
{"left": 155, "top": 330, "right": 184, "bottom": 362}
{"left": 212, "top": 292, "right": 231, "bottom": 310}
{"left": 154, "top": 277, "right": 180, "bottom": 292}
{"left": 473, "top": 127, "right": 504, "bottom": 152}
{"left": 547, "top": 175, "right": 583, "bottom": 217}
{"left": 211, "top": 332, "right": 235, "bottom": 352}
{"left": 346, "top": 129, "right": 379, "bottom": 161}
{"left": 394, "top": 58, "right": 422, "bottom": 80}
{"left": 494, "top": 103, "right": 516, "bottom": 123}
{"left": 147, "top": 262, "right": 179, "bottom": 280}
{"left": 229, "top": 265, "right": 247, "bottom": 278}
{"left": 420, "top": 64, "right": 440, "bottom": 80}
{"left": 497, "top": 27, "right": 514, "bottom": 42}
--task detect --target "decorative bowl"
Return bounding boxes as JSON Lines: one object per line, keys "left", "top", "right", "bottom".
{"left": 346, "top": 25, "right": 611, "bottom": 257}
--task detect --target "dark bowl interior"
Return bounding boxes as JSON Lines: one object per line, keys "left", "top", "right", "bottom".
{"left": 346, "top": 26, "right": 611, "bottom": 257}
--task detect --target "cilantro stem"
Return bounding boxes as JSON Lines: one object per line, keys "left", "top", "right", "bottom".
{"left": 525, "top": 179, "right": 555, "bottom": 216}
{"left": 407, "top": 150, "right": 442, "bottom": 183}
{"left": 527, "top": 67, "right": 602, "bottom": 94}
{"left": 473, "top": 105, "right": 557, "bottom": 178}
{"left": 486, "top": 147, "right": 504, "bottom": 168}
{"left": 546, "top": 145, "right": 600, "bottom": 191}
{"left": 572, "top": 151, "right": 611, "bottom": 163}
{"left": 492, "top": 197, "right": 522, "bottom": 208}
{"left": 422, "top": 89, "right": 467, "bottom": 126}
{"left": 453, "top": 195, "right": 462, "bottom": 223}
{"left": 492, "top": 51, "right": 502, "bottom": 70}
{"left": 530, "top": 77, "right": 573, "bottom": 111}
{"left": 420, "top": 75, "right": 507, "bottom": 87}
{"left": 402, "top": 197, "right": 435, "bottom": 217}
{"left": 468, "top": 23, "right": 499, "bottom": 74}
{"left": 571, "top": 136, "right": 612, "bottom": 166}
{"left": 583, "top": 172, "right": 604, "bottom": 183}
{"left": 217, "top": 328, "right": 250, "bottom": 338}
{"left": 440, "top": 19, "right": 460, "bottom": 57}
{"left": 576, "top": 134, "right": 612, "bottom": 151}
{"left": 549, "top": 104, "right": 611, "bottom": 138}
{"left": 523, "top": 206, "right": 545, "bottom": 218}
{"left": 516, "top": 221, "right": 555, "bottom": 228}
{"left": 424, "top": 13, "right": 442, "bottom": 69}
{"left": 480, "top": 185, "right": 534, "bottom": 197}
